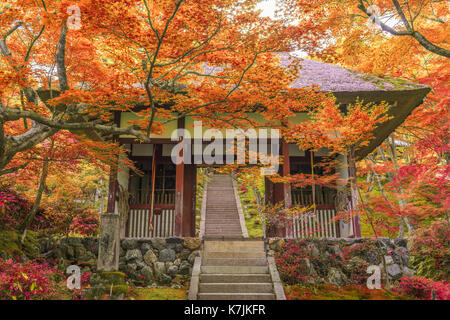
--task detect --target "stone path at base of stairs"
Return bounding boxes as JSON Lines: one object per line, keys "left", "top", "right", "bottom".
{"left": 198, "top": 240, "right": 275, "bottom": 300}
{"left": 204, "top": 174, "right": 244, "bottom": 238}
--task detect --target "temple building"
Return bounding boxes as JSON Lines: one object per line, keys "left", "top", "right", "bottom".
{"left": 102, "top": 55, "right": 430, "bottom": 245}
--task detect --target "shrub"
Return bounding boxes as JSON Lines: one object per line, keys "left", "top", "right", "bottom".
{"left": 409, "top": 220, "right": 450, "bottom": 281}
{"left": 285, "top": 283, "right": 413, "bottom": 300}
{"left": 69, "top": 210, "right": 100, "bottom": 236}
{"left": 0, "top": 189, "right": 46, "bottom": 231}
{"left": 396, "top": 276, "right": 450, "bottom": 300}
{"left": 70, "top": 271, "right": 92, "bottom": 300}
{"left": 275, "top": 241, "right": 371, "bottom": 286}
{"left": 274, "top": 241, "right": 316, "bottom": 285}
{"left": 0, "top": 258, "right": 64, "bottom": 300}
{"left": 404, "top": 275, "right": 450, "bottom": 299}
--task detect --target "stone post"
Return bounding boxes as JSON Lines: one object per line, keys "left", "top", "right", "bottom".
{"left": 97, "top": 213, "right": 120, "bottom": 271}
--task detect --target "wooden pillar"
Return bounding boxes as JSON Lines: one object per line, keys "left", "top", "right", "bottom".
{"left": 264, "top": 177, "right": 274, "bottom": 206}
{"left": 175, "top": 160, "right": 196, "bottom": 236}
{"left": 271, "top": 140, "right": 291, "bottom": 206}
{"left": 282, "top": 140, "right": 292, "bottom": 209}
{"left": 282, "top": 141, "right": 292, "bottom": 237}
{"left": 175, "top": 160, "right": 184, "bottom": 237}
{"left": 190, "top": 166, "right": 197, "bottom": 236}
{"left": 182, "top": 164, "right": 195, "bottom": 236}
{"left": 174, "top": 116, "right": 196, "bottom": 237}
{"left": 266, "top": 140, "right": 291, "bottom": 237}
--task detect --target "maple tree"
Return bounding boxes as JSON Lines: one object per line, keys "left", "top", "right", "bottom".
{"left": 0, "top": 0, "right": 447, "bottom": 301}
{"left": 276, "top": 0, "right": 448, "bottom": 240}
{"left": 281, "top": 0, "right": 449, "bottom": 58}
{"left": 0, "top": 0, "right": 321, "bottom": 177}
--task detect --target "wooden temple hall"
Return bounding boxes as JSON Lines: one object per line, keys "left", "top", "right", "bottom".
{"left": 105, "top": 55, "right": 430, "bottom": 240}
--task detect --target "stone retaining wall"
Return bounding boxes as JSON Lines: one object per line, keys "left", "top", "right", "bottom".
{"left": 39, "top": 237, "right": 202, "bottom": 286}
{"left": 267, "top": 238, "right": 413, "bottom": 286}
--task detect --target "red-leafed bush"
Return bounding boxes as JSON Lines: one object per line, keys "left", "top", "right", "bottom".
{"left": 70, "top": 271, "right": 92, "bottom": 300}
{"left": 275, "top": 241, "right": 371, "bottom": 286}
{"left": 238, "top": 185, "right": 248, "bottom": 193}
{"left": 0, "top": 258, "right": 64, "bottom": 300}
{"left": 274, "top": 241, "right": 316, "bottom": 285}
{"left": 409, "top": 220, "right": 450, "bottom": 281}
{"left": 396, "top": 276, "right": 450, "bottom": 300}
{"left": 0, "top": 188, "right": 46, "bottom": 231}
{"left": 285, "top": 283, "right": 413, "bottom": 300}
{"left": 69, "top": 210, "right": 100, "bottom": 236}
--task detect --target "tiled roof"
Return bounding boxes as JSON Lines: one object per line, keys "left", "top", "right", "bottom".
{"left": 280, "top": 53, "right": 427, "bottom": 92}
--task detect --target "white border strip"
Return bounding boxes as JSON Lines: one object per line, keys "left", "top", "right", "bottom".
{"left": 199, "top": 181, "right": 208, "bottom": 240}
{"left": 232, "top": 177, "right": 249, "bottom": 238}
{"left": 267, "top": 256, "right": 287, "bottom": 300}
{"left": 188, "top": 256, "right": 202, "bottom": 300}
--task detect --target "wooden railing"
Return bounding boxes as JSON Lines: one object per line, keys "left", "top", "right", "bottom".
{"left": 292, "top": 206, "right": 339, "bottom": 238}
{"left": 127, "top": 207, "right": 176, "bottom": 238}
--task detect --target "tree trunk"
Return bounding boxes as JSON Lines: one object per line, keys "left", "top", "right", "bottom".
{"left": 20, "top": 159, "right": 49, "bottom": 242}
{"left": 20, "top": 140, "right": 54, "bottom": 237}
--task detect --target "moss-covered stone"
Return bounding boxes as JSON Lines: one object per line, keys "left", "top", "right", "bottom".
{"left": 98, "top": 271, "right": 126, "bottom": 285}
{"left": 0, "top": 230, "right": 40, "bottom": 259}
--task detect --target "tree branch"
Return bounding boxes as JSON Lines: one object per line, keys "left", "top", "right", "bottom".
{"left": 357, "top": 1, "right": 450, "bottom": 57}
{"left": 1, "top": 107, "right": 150, "bottom": 142}
{"left": 56, "top": 26, "right": 69, "bottom": 92}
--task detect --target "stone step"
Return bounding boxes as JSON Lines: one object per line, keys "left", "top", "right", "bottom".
{"left": 205, "top": 226, "right": 242, "bottom": 230}
{"left": 198, "top": 293, "right": 275, "bottom": 300}
{"left": 205, "top": 221, "right": 240, "bottom": 224}
{"left": 204, "top": 234, "right": 244, "bottom": 237}
{"left": 205, "top": 221, "right": 241, "bottom": 224}
{"left": 205, "top": 216, "right": 240, "bottom": 219}
{"left": 199, "top": 283, "right": 273, "bottom": 294}
{"left": 201, "top": 266, "right": 269, "bottom": 274}
{"left": 205, "top": 221, "right": 239, "bottom": 224}
{"left": 205, "top": 222, "right": 241, "bottom": 225}
{"left": 206, "top": 213, "right": 238, "bottom": 215}
{"left": 203, "top": 258, "right": 267, "bottom": 266}
{"left": 205, "top": 230, "right": 243, "bottom": 234}
{"left": 207, "top": 192, "right": 234, "bottom": 194}
{"left": 205, "top": 212, "right": 238, "bottom": 214}
{"left": 205, "top": 224, "right": 241, "bottom": 231}
{"left": 205, "top": 215, "right": 238, "bottom": 218}
{"left": 206, "top": 203, "right": 236, "bottom": 205}
{"left": 204, "top": 241, "right": 265, "bottom": 252}
{"left": 204, "top": 225, "right": 242, "bottom": 229}
{"left": 200, "top": 274, "right": 271, "bottom": 283}
{"left": 205, "top": 231, "right": 243, "bottom": 235}
{"left": 205, "top": 223, "right": 241, "bottom": 230}
{"left": 206, "top": 216, "right": 238, "bottom": 218}
{"left": 203, "top": 251, "right": 267, "bottom": 259}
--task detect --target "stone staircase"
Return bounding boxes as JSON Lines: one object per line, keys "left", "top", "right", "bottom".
{"left": 204, "top": 174, "right": 243, "bottom": 238}
{"left": 197, "top": 240, "right": 276, "bottom": 300}
{"left": 189, "top": 173, "right": 284, "bottom": 300}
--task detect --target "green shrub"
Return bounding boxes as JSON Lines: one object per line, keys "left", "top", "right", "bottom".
{"left": 409, "top": 220, "right": 449, "bottom": 281}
